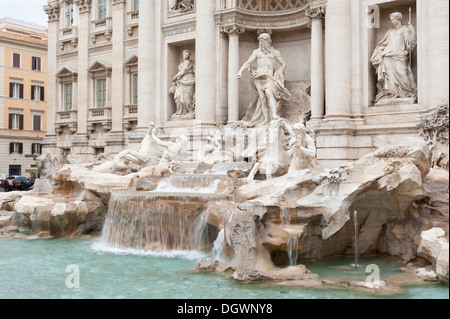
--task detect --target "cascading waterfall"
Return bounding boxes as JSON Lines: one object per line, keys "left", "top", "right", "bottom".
{"left": 280, "top": 207, "right": 299, "bottom": 268}
{"left": 100, "top": 173, "right": 233, "bottom": 253}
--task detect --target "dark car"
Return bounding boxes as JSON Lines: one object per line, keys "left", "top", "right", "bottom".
{"left": 11, "top": 176, "right": 28, "bottom": 191}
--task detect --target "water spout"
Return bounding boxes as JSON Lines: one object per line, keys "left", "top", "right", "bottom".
{"left": 353, "top": 210, "right": 360, "bottom": 269}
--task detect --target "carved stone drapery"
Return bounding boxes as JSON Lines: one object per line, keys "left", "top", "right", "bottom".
{"left": 74, "top": 0, "right": 92, "bottom": 14}
{"left": 44, "top": 2, "right": 60, "bottom": 22}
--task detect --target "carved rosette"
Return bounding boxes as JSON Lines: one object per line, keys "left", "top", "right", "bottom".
{"left": 305, "top": 6, "right": 326, "bottom": 28}
{"left": 222, "top": 25, "right": 245, "bottom": 37}
{"left": 44, "top": 2, "right": 60, "bottom": 22}
{"left": 74, "top": 0, "right": 92, "bottom": 14}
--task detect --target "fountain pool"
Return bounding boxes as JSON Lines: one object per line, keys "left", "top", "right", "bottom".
{"left": 0, "top": 237, "right": 447, "bottom": 299}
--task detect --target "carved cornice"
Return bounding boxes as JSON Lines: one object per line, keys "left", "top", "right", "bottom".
{"left": 112, "top": 0, "right": 126, "bottom": 5}
{"left": 44, "top": 2, "right": 60, "bottom": 22}
{"left": 216, "top": 7, "right": 309, "bottom": 31}
{"left": 162, "top": 20, "right": 196, "bottom": 38}
{"left": 222, "top": 25, "right": 245, "bottom": 36}
{"left": 74, "top": 0, "right": 92, "bottom": 14}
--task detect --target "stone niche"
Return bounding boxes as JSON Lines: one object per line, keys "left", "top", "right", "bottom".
{"left": 238, "top": 29, "right": 312, "bottom": 120}
{"left": 368, "top": 0, "right": 418, "bottom": 106}
{"left": 167, "top": 40, "right": 196, "bottom": 121}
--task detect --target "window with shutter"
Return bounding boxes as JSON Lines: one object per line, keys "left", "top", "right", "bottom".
{"left": 9, "top": 114, "right": 22, "bottom": 130}
{"left": 132, "top": 73, "right": 138, "bottom": 105}
{"left": 96, "top": 78, "right": 106, "bottom": 108}
{"left": 19, "top": 114, "right": 24, "bottom": 130}
{"left": 32, "top": 57, "right": 42, "bottom": 71}
{"left": 64, "top": 83, "right": 73, "bottom": 110}
{"left": 10, "top": 83, "right": 21, "bottom": 98}
{"left": 33, "top": 115, "right": 42, "bottom": 131}
{"left": 40, "top": 87, "right": 45, "bottom": 101}
{"left": 65, "top": 1, "right": 74, "bottom": 27}
{"left": 12, "top": 53, "right": 20, "bottom": 68}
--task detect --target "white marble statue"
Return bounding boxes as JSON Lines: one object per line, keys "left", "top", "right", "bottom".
{"left": 107, "top": 123, "right": 160, "bottom": 173}
{"left": 170, "top": 49, "right": 195, "bottom": 120}
{"left": 169, "top": 0, "right": 195, "bottom": 14}
{"left": 203, "top": 129, "right": 223, "bottom": 158}
{"left": 371, "top": 12, "right": 417, "bottom": 104}
{"left": 287, "top": 123, "right": 317, "bottom": 172}
{"left": 237, "top": 33, "right": 292, "bottom": 127}
{"left": 246, "top": 118, "right": 293, "bottom": 181}
{"left": 151, "top": 128, "right": 190, "bottom": 169}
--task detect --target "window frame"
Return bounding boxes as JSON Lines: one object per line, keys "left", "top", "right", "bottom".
{"left": 132, "top": 73, "right": 138, "bottom": 105}
{"left": 12, "top": 52, "right": 21, "bottom": 68}
{"left": 65, "top": 1, "right": 74, "bottom": 27}
{"left": 33, "top": 114, "right": 42, "bottom": 131}
{"left": 96, "top": 78, "right": 107, "bottom": 108}
{"left": 98, "top": 0, "right": 107, "bottom": 19}
{"left": 64, "top": 83, "right": 73, "bottom": 111}
{"left": 10, "top": 113, "right": 22, "bottom": 130}
{"left": 32, "top": 56, "right": 42, "bottom": 72}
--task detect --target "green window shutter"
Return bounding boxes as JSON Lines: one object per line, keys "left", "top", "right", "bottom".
{"left": 64, "top": 83, "right": 72, "bottom": 110}
{"left": 133, "top": 74, "right": 138, "bottom": 105}
{"left": 97, "top": 79, "right": 106, "bottom": 108}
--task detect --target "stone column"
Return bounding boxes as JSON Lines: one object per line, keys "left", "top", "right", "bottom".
{"left": 137, "top": 0, "right": 155, "bottom": 128}
{"left": 75, "top": 0, "right": 91, "bottom": 135}
{"left": 324, "top": 0, "right": 352, "bottom": 121}
{"left": 223, "top": 25, "right": 245, "bottom": 124}
{"left": 195, "top": 0, "right": 216, "bottom": 125}
{"left": 43, "top": 2, "right": 60, "bottom": 143}
{"left": 111, "top": 0, "right": 125, "bottom": 133}
{"left": 306, "top": 7, "right": 325, "bottom": 121}
{"left": 427, "top": 0, "right": 449, "bottom": 106}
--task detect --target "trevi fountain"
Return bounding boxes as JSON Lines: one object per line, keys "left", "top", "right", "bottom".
{"left": 0, "top": 0, "right": 448, "bottom": 300}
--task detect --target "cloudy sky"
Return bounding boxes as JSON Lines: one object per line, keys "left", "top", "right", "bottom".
{"left": 0, "top": 0, "right": 48, "bottom": 27}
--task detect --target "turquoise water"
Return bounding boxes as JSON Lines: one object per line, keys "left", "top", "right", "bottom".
{"left": 0, "top": 237, "right": 448, "bottom": 299}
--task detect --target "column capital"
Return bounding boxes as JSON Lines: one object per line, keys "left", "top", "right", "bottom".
{"left": 306, "top": 6, "right": 326, "bottom": 28}
{"left": 222, "top": 25, "right": 245, "bottom": 37}
{"left": 74, "top": 0, "right": 92, "bottom": 14}
{"left": 44, "top": 2, "right": 60, "bottom": 22}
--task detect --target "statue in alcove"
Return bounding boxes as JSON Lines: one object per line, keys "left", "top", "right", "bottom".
{"left": 237, "top": 33, "right": 292, "bottom": 127}
{"left": 371, "top": 12, "right": 417, "bottom": 104}
{"left": 169, "top": 49, "right": 195, "bottom": 120}
{"left": 169, "top": 0, "right": 195, "bottom": 14}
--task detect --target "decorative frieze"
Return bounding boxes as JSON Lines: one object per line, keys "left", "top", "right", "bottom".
{"left": 162, "top": 20, "right": 196, "bottom": 37}
{"left": 217, "top": 8, "right": 309, "bottom": 31}
{"left": 235, "top": 0, "right": 308, "bottom": 12}
{"left": 44, "top": 2, "right": 60, "bottom": 22}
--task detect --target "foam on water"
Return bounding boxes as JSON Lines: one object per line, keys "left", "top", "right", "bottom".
{"left": 91, "top": 239, "right": 208, "bottom": 260}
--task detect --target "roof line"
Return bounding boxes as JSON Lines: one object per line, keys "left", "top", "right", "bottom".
{"left": 0, "top": 17, "right": 48, "bottom": 31}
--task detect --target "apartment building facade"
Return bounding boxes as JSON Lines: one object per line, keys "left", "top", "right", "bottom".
{"left": 0, "top": 18, "right": 48, "bottom": 178}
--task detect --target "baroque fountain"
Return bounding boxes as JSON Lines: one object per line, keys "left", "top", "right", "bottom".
{"left": 0, "top": 32, "right": 448, "bottom": 294}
